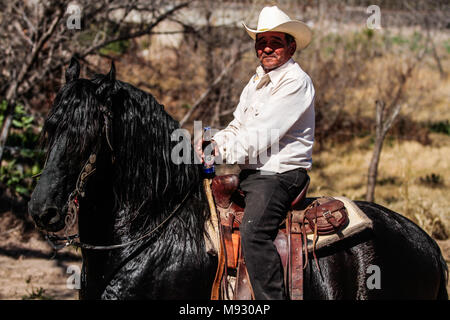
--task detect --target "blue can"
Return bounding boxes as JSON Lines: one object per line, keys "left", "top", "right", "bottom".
{"left": 202, "top": 127, "right": 215, "bottom": 178}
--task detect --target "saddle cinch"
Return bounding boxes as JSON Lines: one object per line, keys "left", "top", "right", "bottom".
{"left": 208, "top": 174, "right": 350, "bottom": 300}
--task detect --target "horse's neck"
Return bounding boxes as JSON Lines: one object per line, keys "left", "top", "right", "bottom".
{"left": 81, "top": 176, "right": 205, "bottom": 241}
{"left": 78, "top": 166, "right": 115, "bottom": 241}
{"left": 78, "top": 168, "right": 212, "bottom": 298}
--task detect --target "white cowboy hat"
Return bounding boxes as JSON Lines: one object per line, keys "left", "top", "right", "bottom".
{"left": 243, "top": 6, "right": 312, "bottom": 50}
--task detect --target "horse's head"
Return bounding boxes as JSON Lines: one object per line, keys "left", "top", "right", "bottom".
{"left": 29, "top": 58, "right": 116, "bottom": 232}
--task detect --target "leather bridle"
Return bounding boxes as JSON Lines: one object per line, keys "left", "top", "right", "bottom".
{"left": 45, "top": 162, "right": 192, "bottom": 251}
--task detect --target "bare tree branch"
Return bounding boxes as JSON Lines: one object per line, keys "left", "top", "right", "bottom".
{"left": 179, "top": 43, "right": 251, "bottom": 127}
{"left": 0, "top": 0, "right": 194, "bottom": 166}
{"left": 365, "top": 38, "right": 429, "bottom": 202}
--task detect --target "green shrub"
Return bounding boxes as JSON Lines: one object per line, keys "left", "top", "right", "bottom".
{"left": 22, "top": 287, "right": 53, "bottom": 300}
{"left": 0, "top": 100, "right": 44, "bottom": 197}
{"left": 444, "top": 40, "right": 450, "bottom": 54}
{"left": 99, "top": 39, "right": 130, "bottom": 55}
{"left": 419, "top": 173, "right": 444, "bottom": 188}
{"left": 428, "top": 120, "right": 450, "bottom": 136}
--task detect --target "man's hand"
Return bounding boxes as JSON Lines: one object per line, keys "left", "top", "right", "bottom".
{"left": 195, "top": 137, "right": 204, "bottom": 163}
{"left": 195, "top": 138, "right": 219, "bottom": 164}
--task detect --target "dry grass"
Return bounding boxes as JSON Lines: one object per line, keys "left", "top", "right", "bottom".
{"left": 309, "top": 132, "right": 450, "bottom": 239}
{"left": 306, "top": 38, "right": 450, "bottom": 239}
{"left": 330, "top": 50, "right": 450, "bottom": 124}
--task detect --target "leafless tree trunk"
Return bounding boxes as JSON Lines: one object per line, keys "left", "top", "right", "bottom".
{"left": 366, "top": 100, "right": 401, "bottom": 202}
{"left": 403, "top": 0, "right": 448, "bottom": 79}
{"left": 179, "top": 45, "right": 249, "bottom": 127}
{"left": 0, "top": 102, "right": 17, "bottom": 164}
{"left": 365, "top": 45, "right": 427, "bottom": 202}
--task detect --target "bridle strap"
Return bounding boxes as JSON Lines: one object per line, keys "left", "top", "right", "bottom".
{"left": 47, "top": 184, "right": 193, "bottom": 251}
{"left": 45, "top": 149, "right": 98, "bottom": 250}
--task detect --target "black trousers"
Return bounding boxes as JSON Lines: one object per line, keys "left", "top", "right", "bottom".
{"left": 239, "top": 168, "right": 309, "bottom": 300}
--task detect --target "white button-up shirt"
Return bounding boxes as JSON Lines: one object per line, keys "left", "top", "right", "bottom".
{"left": 213, "top": 58, "right": 315, "bottom": 173}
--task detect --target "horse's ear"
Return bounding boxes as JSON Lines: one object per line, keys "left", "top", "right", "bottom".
{"left": 65, "top": 57, "right": 80, "bottom": 83}
{"left": 107, "top": 61, "right": 116, "bottom": 82}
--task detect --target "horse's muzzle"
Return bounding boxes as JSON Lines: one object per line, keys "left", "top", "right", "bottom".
{"left": 29, "top": 202, "right": 65, "bottom": 232}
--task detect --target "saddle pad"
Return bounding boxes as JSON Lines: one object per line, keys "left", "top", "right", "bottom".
{"left": 305, "top": 196, "right": 373, "bottom": 251}
{"left": 205, "top": 197, "right": 373, "bottom": 300}
{"left": 204, "top": 197, "right": 373, "bottom": 256}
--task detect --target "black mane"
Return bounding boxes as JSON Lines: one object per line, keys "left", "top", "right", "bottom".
{"left": 43, "top": 78, "right": 103, "bottom": 160}
{"left": 43, "top": 71, "right": 208, "bottom": 244}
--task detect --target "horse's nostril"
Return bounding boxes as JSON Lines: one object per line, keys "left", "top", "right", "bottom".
{"left": 42, "top": 207, "right": 60, "bottom": 225}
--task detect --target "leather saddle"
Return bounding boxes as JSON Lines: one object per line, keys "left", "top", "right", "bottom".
{"left": 210, "top": 174, "right": 349, "bottom": 300}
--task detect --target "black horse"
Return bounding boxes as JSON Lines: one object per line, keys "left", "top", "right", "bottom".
{"left": 28, "top": 58, "right": 448, "bottom": 299}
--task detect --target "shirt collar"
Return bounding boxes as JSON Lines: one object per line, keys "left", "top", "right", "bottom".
{"left": 255, "top": 58, "right": 295, "bottom": 85}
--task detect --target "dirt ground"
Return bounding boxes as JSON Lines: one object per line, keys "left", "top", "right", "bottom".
{"left": 0, "top": 212, "right": 81, "bottom": 300}
{"left": 0, "top": 211, "right": 448, "bottom": 300}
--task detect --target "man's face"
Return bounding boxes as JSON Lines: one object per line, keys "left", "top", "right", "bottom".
{"left": 255, "top": 32, "right": 296, "bottom": 72}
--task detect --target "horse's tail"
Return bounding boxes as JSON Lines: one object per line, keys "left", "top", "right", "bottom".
{"left": 437, "top": 252, "right": 448, "bottom": 300}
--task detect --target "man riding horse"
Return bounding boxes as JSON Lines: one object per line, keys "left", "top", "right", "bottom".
{"left": 197, "top": 5, "right": 315, "bottom": 300}
{"left": 28, "top": 3, "right": 447, "bottom": 301}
